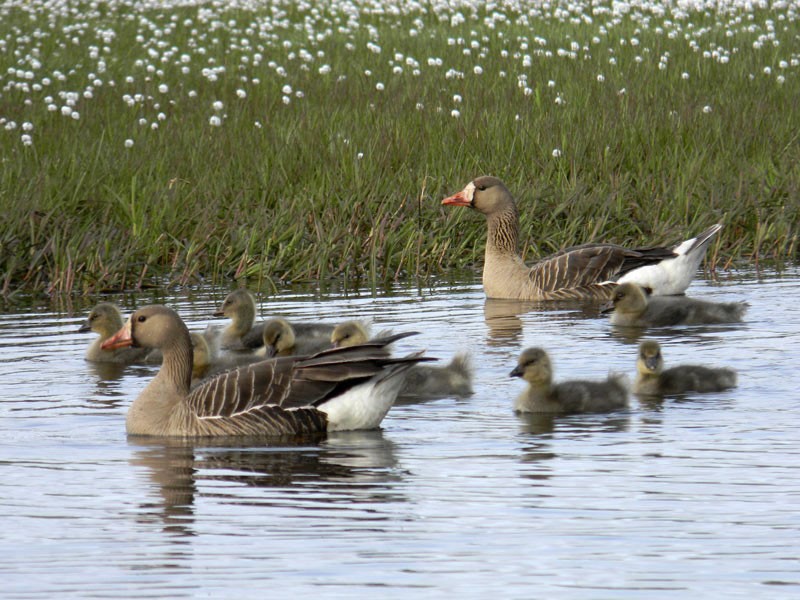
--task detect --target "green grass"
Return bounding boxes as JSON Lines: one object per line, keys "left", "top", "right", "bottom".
{"left": 0, "top": 1, "right": 798, "bottom": 297}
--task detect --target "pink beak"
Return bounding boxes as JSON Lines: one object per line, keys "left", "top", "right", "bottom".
{"left": 101, "top": 318, "right": 133, "bottom": 351}
{"left": 442, "top": 190, "right": 472, "bottom": 207}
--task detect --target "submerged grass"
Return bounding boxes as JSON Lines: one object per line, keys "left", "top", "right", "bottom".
{"left": 0, "top": 0, "right": 798, "bottom": 297}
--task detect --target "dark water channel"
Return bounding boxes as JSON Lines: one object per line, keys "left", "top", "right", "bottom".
{"left": 1, "top": 269, "right": 798, "bottom": 598}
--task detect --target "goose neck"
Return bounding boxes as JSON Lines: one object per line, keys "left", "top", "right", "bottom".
{"left": 486, "top": 206, "right": 520, "bottom": 257}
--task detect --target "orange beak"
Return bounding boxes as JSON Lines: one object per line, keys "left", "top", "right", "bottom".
{"left": 442, "top": 190, "right": 472, "bottom": 207}
{"left": 101, "top": 318, "right": 133, "bottom": 350}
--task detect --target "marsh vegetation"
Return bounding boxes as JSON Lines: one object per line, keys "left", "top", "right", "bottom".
{"left": 1, "top": 0, "right": 798, "bottom": 296}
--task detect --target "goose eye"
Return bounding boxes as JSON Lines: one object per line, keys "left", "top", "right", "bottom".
{"left": 476, "top": 184, "right": 486, "bottom": 191}
{"left": 137, "top": 315, "right": 147, "bottom": 323}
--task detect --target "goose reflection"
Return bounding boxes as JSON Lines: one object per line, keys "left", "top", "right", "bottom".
{"left": 517, "top": 412, "right": 631, "bottom": 436}
{"left": 608, "top": 322, "right": 744, "bottom": 345}
{"left": 484, "top": 298, "right": 605, "bottom": 345}
{"left": 128, "top": 430, "right": 403, "bottom": 536}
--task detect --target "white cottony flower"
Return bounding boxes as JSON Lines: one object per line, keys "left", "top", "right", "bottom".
{"left": 22, "top": 122, "right": 33, "bottom": 132}
{"left": 376, "top": 82, "right": 385, "bottom": 91}
{"left": 596, "top": 74, "right": 605, "bottom": 82}
{"left": 281, "top": 84, "right": 292, "bottom": 94}
{"left": 124, "top": 139, "right": 134, "bottom": 148}
{"left": 209, "top": 115, "right": 221, "bottom": 126}
{"left": 236, "top": 89, "right": 246, "bottom": 98}
{"left": 158, "top": 84, "right": 168, "bottom": 93}
{"left": 212, "top": 100, "right": 223, "bottom": 110}
{"left": 552, "top": 148, "right": 562, "bottom": 158}
{"left": 453, "top": 94, "right": 462, "bottom": 103}
{"left": 702, "top": 105, "right": 712, "bottom": 114}
{"left": 451, "top": 109, "right": 460, "bottom": 118}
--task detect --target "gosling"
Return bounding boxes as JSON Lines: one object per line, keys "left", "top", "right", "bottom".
{"left": 331, "top": 320, "right": 473, "bottom": 399}
{"left": 79, "top": 302, "right": 152, "bottom": 364}
{"left": 634, "top": 340, "right": 737, "bottom": 396}
{"left": 601, "top": 282, "right": 747, "bottom": 327}
{"left": 259, "top": 317, "right": 334, "bottom": 357}
{"left": 510, "top": 348, "right": 628, "bottom": 414}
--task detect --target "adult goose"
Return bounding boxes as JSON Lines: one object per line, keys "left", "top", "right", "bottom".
{"left": 79, "top": 302, "right": 152, "bottom": 364}
{"left": 101, "top": 305, "right": 430, "bottom": 437}
{"left": 442, "top": 176, "right": 722, "bottom": 301}
{"left": 601, "top": 283, "right": 748, "bottom": 327}
{"left": 510, "top": 347, "right": 628, "bottom": 414}
{"left": 331, "top": 321, "right": 474, "bottom": 399}
{"left": 634, "top": 340, "right": 737, "bottom": 396}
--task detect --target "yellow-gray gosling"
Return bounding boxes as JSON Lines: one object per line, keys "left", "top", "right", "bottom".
{"left": 510, "top": 348, "right": 628, "bottom": 414}
{"left": 210, "top": 288, "right": 264, "bottom": 349}
{"left": 635, "top": 340, "right": 737, "bottom": 396}
{"left": 258, "top": 317, "right": 335, "bottom": 358}
{"left": 601, "top": 282, "right": 748, "bottom": 327}
{"left": 331, "top": 321, "right": 473, "bottom": 400}
{"left": 79, "top": 302, "right": 152, "bottom": 364}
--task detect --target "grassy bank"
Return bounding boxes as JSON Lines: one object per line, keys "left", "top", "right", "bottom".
{"left": 1, "top": 0, "right": 798, "bottom": 297}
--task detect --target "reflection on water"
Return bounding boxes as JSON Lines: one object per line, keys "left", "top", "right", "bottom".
{"left": 129, "top": 430, "right": 403, "bottom": 538}
{"left": 484, "top": 297, "right": 606, "bottom": 346}
{"left": 1, "top": 271, "right": 799, "bottom": 597}
{"left": 607, "top": 321, "right": 748, "bottom": 345}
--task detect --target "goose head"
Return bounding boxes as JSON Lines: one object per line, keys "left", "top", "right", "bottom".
{"left": 637, "top": 340, "right": 664, "bottom": 376}
{"left": 213, "top": 289, "right": 256, "bottom": 323}
{"left": 101, "top": 305, "right": 191, "bottom": 354}
{"left": 262, "top": 318, "right": 295, "bottom": 356}
{"left": 79, "top": 302, "right": 124, "bottom": 337}
{"left": 509, "top": 347, "right": 553, "bottom": 386}
{"left": 601, "top": 282, "right": 650, "bottom": 316}
{"left": 331, "top": 321, "right": 370, "bottom": 348}
{"left": 442, "top": 176, "right": 516, "bottom": 217}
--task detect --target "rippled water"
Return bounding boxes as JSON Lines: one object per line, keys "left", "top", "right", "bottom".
{"left": 1, "top": 270, "right": 799, "bottom": 599}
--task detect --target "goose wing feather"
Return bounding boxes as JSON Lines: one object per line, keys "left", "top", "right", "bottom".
{"left": 187, "top": 358, "right": 297, "bottom": 418}
{"left": 527, "top": 244, "right": 679, "bottom": 299}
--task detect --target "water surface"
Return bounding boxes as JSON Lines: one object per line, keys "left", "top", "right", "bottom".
{"left": 1, "top": 270, "right": 798, "bottom": 599}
